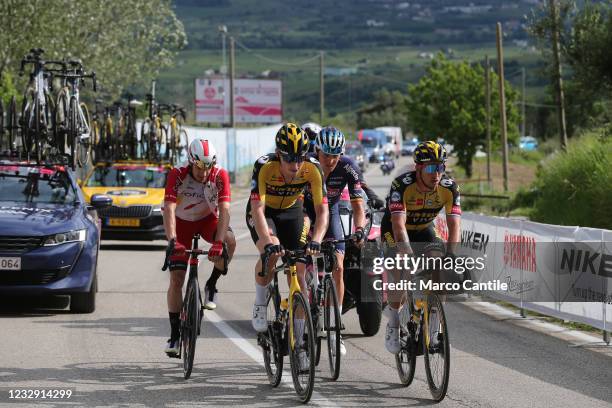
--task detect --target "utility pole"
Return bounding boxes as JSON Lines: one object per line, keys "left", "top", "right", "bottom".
{"left": 496, "top": 23, "right": 509, "bottom": 192}
{"left": 485, "top": 55, "right": 492, "bottom": 183}
{"left": 521, "top": 66, "right": 526, "bottom": 137}
{"left": 549, "top": 0, "right": 568, "bottom": 150}
{"left": 229, "top": 36, "right": 235, "bottom": 128}
{"left": 229, "top": 36, "right": 236, "bottom": 183}
{"left": 218, "top": 25, "right": 228, "bottom": 125}
{"left": 320, "top": 51, "right": 324, "bottom": 124}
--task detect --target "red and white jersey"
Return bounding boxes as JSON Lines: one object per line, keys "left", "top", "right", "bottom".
{"left": 164, "top": 165, "right": 231, "bottom": 221}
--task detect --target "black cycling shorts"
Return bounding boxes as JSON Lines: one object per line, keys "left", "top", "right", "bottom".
{"left": 246, "top": 201, "right": 308, "bottom": 251}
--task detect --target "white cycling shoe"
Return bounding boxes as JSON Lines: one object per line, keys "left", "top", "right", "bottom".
{"left": 252, "top": 304, "right": 268, "bottom": 333}
{"left": 385, "top": 323, "right": 401, "bottom": 354}
{"left": 204, "top": 285, "right": 218, "bottom": 310}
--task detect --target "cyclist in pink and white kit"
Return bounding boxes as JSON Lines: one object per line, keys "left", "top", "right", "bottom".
{"left": 162, "top": 138, "right": 236, "bottom": 357}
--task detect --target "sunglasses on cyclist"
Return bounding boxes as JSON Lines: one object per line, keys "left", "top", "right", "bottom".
{"left": 422, "top": 163, "right": 446, "bottom": 174}
{"left": 193, "top": 160, "right": 214, "bottom": 169}
{"left": 320, "top": 145, "right": 343, "bottom": 156}
{"left": 279, "top": 152, "right": 306, "bottom": 163}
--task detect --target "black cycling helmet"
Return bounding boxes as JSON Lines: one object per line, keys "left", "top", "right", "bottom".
{"left": 413, "top": 140, "right": 447, "bottom": 164}
{"left": 275, "top": 123, "right": 309, "bottom": 158}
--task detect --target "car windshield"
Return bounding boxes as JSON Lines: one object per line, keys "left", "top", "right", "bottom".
{"left": 0, "top": 164, "right": 77, "bottom": 204}
{"left": 361, "top": 138, "right": 378, "bottom": 148}
{"left": 86, "top": 165, "right": 168, "bottom": 188}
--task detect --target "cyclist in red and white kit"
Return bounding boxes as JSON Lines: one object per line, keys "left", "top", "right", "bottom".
{"left": 162, "top": 138, "right": 236, "bottom": 357}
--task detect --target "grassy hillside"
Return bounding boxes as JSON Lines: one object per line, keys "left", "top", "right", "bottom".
{"left": 152, "top": 0, "right": 547, "bottom": 124}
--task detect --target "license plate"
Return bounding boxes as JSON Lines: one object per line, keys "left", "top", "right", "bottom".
{"left": 108, "top": 218, "right": 140, "bottom": 227}
{"left": 0, "top": 257, "right": 21, "bottom": 270}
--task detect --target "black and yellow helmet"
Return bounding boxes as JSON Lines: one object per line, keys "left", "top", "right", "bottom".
{"left": 275, "top": 123, "right": 309, "bottom": 158}
{"left": 414, "top": 141, "right": 447, "bottom": 164}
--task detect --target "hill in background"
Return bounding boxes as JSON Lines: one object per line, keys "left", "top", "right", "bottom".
{"left": 153, "top": 0, "right": 545, "bottom": 125}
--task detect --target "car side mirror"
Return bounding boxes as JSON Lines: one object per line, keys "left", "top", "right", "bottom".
{"left": 91, "top": 194, "right": 113, "bottom": 210}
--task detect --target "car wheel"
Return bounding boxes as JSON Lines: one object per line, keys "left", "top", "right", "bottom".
{"left": 71, "top": 273, "right": 97, "bottom": 314}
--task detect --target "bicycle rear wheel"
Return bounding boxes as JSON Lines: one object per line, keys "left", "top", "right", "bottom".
{"left": 289, "top": 291, "right": 315, "bottom": 403}
{"left": 261, "top": 284, "right": 283, "bottom": 386}
{"left": 395, "top": 292, "right": 417, "bottom": 386}
{"left": 423, "top": 294, "right": 450, "bottom": 402}
{"left": 181, "top": 277, "right": 200, "bottom": 379}
{"left": 69, "top": 97, "right": 78, "bottom": 170}
{"left": 324, "top": 277, "right": 342, "bottom": 381}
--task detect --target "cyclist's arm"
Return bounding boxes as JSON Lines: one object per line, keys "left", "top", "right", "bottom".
{"left": 249, "top": 157, "right": 273, "bottom": 246}
{"left": 391, "top": 212, "right": 409, "bottom": 245}
{"left": 215, "top": 201, "right": 230, "bottom": 242}
{"left": 347, "top": 159, "right": 366, "bottom": 229}
{"left": 163, "top": 168, "right": 180, "bottom": 241}
{"left": 351, "top": 199, "right": 366, "bottom": 230}
{"left": 446, "top": 214, "right": 460, "bottom": 255}
{"left": 163, "top": 201, "right": 177, "bottom": 241}
{"left": 250, "top": 198, "right": 273, "bottom": 246}
{"left": 308, "top": 159, "right": 329, "bottom": 243}
{"left": 312, "top": 202, "right": 329, "bottom": 243}
{"left": 214, "top": 168, "right": 232, "bottom": 242}
{"left": 442, "top": 176, "right": 462, "bottom": 255}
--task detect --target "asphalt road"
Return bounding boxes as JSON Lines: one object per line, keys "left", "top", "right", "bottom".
{"left": 1, "top": 156, "right": 611, "bottom": 407}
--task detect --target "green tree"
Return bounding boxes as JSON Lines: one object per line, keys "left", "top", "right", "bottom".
{"left": 527, "top": 0, "right": 612, "bottom": 137}
{"left": 0, "top": 0, "right": 187, "bottom": 100}
{"left": 356, "top": 88, "right": 409, "bottom": 132}
{"left": 406, "top": 54, "right": 520, "bottom": 178}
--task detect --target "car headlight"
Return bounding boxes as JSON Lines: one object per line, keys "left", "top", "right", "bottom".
{"left": 43, "top": 229, "right": 87, "bottom": 246}
{"left": 152, "top": 205, "right": 162, "bottom": 214}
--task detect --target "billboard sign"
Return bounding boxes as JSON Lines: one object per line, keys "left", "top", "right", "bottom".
{"left": 195, "top": 77, "right": 282, "bottom": 124}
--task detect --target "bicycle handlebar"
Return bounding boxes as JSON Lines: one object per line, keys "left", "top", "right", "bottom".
{"left": 161, "top": 240, "right": 220, "bottom": 271}
{"left": 258, "top": 248, "right": 311, "bottom": 277}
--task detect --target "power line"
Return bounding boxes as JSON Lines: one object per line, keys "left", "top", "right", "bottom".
{"left": 233, "top": 38, "right": 320, "bottom": 66}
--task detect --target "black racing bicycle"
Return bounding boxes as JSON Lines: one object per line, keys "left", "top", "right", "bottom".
{"left": 162, "top": 234, "right": 227, "bottom": 379}
{"left": 308, "top": 238, "right": 354, "bottom": 381}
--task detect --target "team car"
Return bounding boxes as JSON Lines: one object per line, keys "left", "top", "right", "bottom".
{"left": 0, "top": 160, "right": 112, "bottom": 313}
{"left": 80, "top": 161, "right": 171, "bottom": 240}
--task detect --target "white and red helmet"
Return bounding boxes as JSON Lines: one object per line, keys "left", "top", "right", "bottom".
{"left": 187, "top": 139, "right": 217, "bottom": 168}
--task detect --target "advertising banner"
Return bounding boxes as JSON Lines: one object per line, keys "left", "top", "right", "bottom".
{"left": 195, "top": 77, "right": 282, "bottom": 124}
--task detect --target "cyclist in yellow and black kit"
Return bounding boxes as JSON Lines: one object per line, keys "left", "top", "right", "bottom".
{"left": 380, "top": 141, "right": 461, "bottom": 354}
{"left": 246, "top": 123, "right": 329, "bottom": 336}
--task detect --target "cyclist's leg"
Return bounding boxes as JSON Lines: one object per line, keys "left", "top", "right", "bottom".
{"left": 199, "top": 216, "right": 235, "bottom": 309}
{"left": 380, "top": 213, "right": 406, "bottom": 354}
{"left": 327, "top": 204, "right": 346, "bottom": 306}
{"left": 247, "top": 202, "right": 282, "bottom": 332}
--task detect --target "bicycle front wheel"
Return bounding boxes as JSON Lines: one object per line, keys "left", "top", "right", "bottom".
{"left": 324, "top": 277, "right": 342, "bottom": 381}
{"left": 77, "top": 103, "right": 91, "bottom": 167}
{"left": 261, "top": 285, "right": 283, "bottom": 387}
{"left": 289, "top": 291, "right": 315, "bottom": 403}
{"left": 181, "top": 277, "right": 200, "bottom": 379}
{"left": 423, "top": 294, "right": 450, "bottom": 402}
{"left": 395, "top": 291, "right": 417, "bottom": 386}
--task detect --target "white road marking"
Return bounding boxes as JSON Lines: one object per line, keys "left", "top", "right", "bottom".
{"left": 207, "top": 311, "right": 338, "bottom": 407}
{"left": 231, "top": 196, "right": 250, "bottom": 208}
{"left": 235, "top": 231, "right": 252, "bottom": 241}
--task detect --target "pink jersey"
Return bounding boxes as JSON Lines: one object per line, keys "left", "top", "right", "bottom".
{"left": 164, "top": 165, "right": 231, "bottom": 221}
